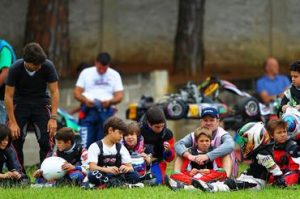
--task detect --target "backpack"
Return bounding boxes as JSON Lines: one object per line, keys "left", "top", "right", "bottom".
{"left": 96, "top": 141, "right": 122, "bottom": 167}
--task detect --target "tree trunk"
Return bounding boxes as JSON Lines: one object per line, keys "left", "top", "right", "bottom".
{"left": 173, "top": 0, "right": 205, "bottom": 76}
{"left": 24, "top": 0, "right": 69, "bottom": 78}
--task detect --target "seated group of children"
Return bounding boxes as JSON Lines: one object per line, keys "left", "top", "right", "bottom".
{"left": 166, "top": 119, "right": 300, "bottom": 192}
{"left": 1, "top": 109, "right": 300, "bottom": 192}
{"left": 0, "top": 106, "right": 175, "bottom": 189}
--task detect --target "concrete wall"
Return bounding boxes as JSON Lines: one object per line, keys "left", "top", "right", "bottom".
{"left": 2, "top": 0, "right": 300, "bottom": 71}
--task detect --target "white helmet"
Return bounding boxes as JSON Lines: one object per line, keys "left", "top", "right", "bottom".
{"left": 236, "top": 122, "right": 270, "bottom": 158}
{"left": 282, "top": 109, "right": 300, "bottom": 139}
{"left": 41, "top": 156, "right": 67, "bottom": 181}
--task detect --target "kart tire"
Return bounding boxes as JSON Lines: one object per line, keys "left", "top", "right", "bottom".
{"left": 236, "top": 97, "right": 260, "bottom": 118}
{"left": 164, "top": 100, "right": 187, "bottom": 120}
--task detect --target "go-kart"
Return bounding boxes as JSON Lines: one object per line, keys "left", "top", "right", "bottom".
{"left": 126, "top": 77, "right": 280, "bottom": 130}
{"left": 199, "top": 77, "right": 280, "bottom": 129}
{"left": 57, "top": 108, "right": 81, "bottom": 132}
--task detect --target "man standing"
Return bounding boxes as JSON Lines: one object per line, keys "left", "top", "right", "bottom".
{"left": 74, "top": 52, "right": 124, "bottom": 148}
{"left": 5, "top": 42, "right": 59, "bottom": 169}
{"left": 256, "top": 57, "right": 290, "bottom": 104}
{"left": 0, "top": 39, "right": 16, "bottom": 124}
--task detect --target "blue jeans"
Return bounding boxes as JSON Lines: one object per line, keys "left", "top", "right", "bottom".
{"left": 79, "top": 104, "right": 114, "bottom": 148}
{"left": 0, "top": 100, "right": 6, "bottom": 124}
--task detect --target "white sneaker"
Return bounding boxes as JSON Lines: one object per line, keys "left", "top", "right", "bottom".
{"left": 30, "top": 183, "right": 54, "bottom": 188}
{"left": 126, "top": 182, "right": 144, "bottom": 188}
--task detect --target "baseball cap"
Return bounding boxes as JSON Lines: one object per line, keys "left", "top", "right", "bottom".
{"left": 200, "top": 107, "right": 219, "bottom": 119}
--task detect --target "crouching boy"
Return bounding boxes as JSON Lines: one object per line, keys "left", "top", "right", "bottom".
{"left": 33, "top": 127, "right": 88, "bottom": 186}
{"left": 86, "top": 116, "right": 140, "bottom": 188}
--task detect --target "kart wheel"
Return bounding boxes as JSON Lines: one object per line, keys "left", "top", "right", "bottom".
{"left": 164, "top": 100, "right": 187, "bottom": 120}
{"left": 237, "top": 97, "right": 259, "bottom": 118}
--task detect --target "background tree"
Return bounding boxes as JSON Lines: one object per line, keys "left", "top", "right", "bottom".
{"left": 173, "top": 0, "right": 205, "bottom": 76}
{"left": 24, "top": 0, "right": 69, "bottom": 77}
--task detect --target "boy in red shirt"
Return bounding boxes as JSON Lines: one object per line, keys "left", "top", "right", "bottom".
{"left": 267, "top": 119, "right": 300, "bottom": 186}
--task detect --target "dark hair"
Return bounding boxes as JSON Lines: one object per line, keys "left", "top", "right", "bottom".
{"left": 0, "top": 124, "right": 11, "bottom": 142}
{"left": 266, "top": 119, "right": 287, "bottom": 136}
{"left": 146, "top": 106, "right": 166, "bottom": 125}
{"left": 124, "top": 121, "right": 140, "bottom": 137}
{"left": 96, "top": 52, "right": 111, "bottom": 66}
{"left": 76, "top": 62, "right": 92, "bottom": 74}
{"left": 290, "top": 60, "right": 300, "bottom": 73}
{"left": 55, "top": 127, "right": 75, "bottom": 144}
{"left": 103, "top": 116, "right": 127, "bottom": 136}
{"left": 23, "top": 42, "right": 47, "bottom": 65}
{"left": 194, "top": 127, "right": 212, "bottom": 141}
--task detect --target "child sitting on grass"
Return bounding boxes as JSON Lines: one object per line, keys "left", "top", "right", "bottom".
{"left": 0, "top": 124, "right": 28, "bottom": 187}
{"left": 165, "top": 127, "right": 226, "bottom": 190}
{"left": 33, "top": 127, "right": 88, "bottom": 186}
{"left": 192, "top": 122, "right": 284, "bottom": 192}
{"left": 122, "top": 121, "right": 157, "bottom": 184}
{"left": 267, "top": 119, "right": 300, "bottom": 186}
{"left": 85, "top": 116, "right": 140, "bottom": 189}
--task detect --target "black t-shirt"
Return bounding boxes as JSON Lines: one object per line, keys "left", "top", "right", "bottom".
{"left": 6, "top": 59, "right": 58, "bottom": 105}
{"left": 245, "top": 144, "right": 274, "bottom": 180}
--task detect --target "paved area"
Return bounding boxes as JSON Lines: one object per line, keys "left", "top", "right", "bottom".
{"left": 23, "top": 132, "right": 40, "bottom": 166}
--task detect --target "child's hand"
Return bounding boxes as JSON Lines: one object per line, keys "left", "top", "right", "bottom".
{"left": 11, "top": 171, "right": 22, "bottom": 180}
{"left": 199, "top": 169, "right": 210, "bottom": 174}
{"left": 62, "top": 162, "right": 75, "bottom": 171}
{"left": 141, "top": 153, "right": 151, "bottom": 165}
{"left": 195, "top": 154, "right": 209, "bottom": 165}
{"left": 33, "top": 169, "right": 43, "bottom": 178}
{"left": 282, "top": 105, "right": 289, "bottom": 112}
{"left": 105, "top": 166, "right": 120, "bottom": 175}
{"left": 5, "top": 172, "right": 13, "bottom": 179}
{"left": 190, "top": 168, "right": 199, "bottom": 176}
{"left": 163, "top": 142, "right": 171, "bottom": 152}
{"left": 119, "top": 165, "right": 131, "bottom": 174}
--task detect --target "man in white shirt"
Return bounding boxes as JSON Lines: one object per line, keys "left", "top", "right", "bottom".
{"left": 74, "top": 52, "right": 124, "bottom": 148}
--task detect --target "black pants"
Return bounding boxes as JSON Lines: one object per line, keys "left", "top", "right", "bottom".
{"left": 88, "top": 170, "right": 140, "bottom": 187}
{"left": 13, "top": 103, "right": 53, "bottom": 169}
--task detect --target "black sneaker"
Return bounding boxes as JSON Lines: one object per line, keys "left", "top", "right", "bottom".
{"left": 165, "top": 175, "right": 184, "bottom": 191}
{"left": 191, "top": 179, "right": 212, "bottom": 192}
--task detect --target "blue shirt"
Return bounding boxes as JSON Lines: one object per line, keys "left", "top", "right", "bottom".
{"left": 256, "top": 75, "right": 290, "bottom": 96}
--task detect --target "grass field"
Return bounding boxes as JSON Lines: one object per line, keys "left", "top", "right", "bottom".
{"left": 0, "top": 184, "right": 299, "bottom": 199}
{"left": 0, "top": 165, "right": 299, "bottom": 199}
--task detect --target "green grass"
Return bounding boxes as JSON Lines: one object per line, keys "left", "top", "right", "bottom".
{"left": 0, "top": 164, "right": 298, "bottom": 199}
{"left": 0, "top": 185, "right": 299, "bottom": 199}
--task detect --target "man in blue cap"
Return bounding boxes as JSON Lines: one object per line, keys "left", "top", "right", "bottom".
{"left": 174, "top": 107, "right": 237, "bottom": 178}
